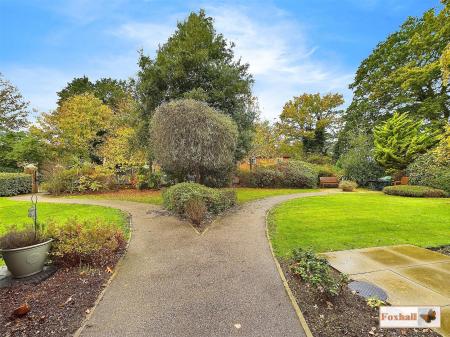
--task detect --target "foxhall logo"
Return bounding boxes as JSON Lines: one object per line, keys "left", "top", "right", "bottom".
{"left": 380, "top": 306, "right": 441, "bottom": 328}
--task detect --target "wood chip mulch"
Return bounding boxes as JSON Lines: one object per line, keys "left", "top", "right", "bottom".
{"left": 0, "top": 253, "right": 123, "bottom": 337}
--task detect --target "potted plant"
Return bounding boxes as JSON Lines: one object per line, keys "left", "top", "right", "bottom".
{"left": 0, "top": 196, "right": 52, "bottom": 278}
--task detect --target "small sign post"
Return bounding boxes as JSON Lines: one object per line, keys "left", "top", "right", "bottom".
{"left": 28, "top": 194, "right": 38, "bottom": 239}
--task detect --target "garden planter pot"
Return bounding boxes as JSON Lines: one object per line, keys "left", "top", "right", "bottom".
{"left": 1, "top": 239, "right": 53, "bottom": 278}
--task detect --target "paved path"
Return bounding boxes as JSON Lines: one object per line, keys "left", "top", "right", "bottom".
{"left": 12, "top": 191, "right": 335, "bottom": 337}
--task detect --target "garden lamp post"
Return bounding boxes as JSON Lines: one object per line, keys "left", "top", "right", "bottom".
{"left": 24, "top": 164, "right": 38, "bottom": 193}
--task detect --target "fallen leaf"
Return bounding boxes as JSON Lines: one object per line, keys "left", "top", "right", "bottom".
{"left": 326, "top": 301, "right": 333, "bottom": 309}
{"left": 12, "top": 303, "right": 30, "bottom": 317}
{"left": 60, "top": 296, "right": 73, "bottom": 307}
{"left": 400, "top": 329, "right": 407, "bottom": 335}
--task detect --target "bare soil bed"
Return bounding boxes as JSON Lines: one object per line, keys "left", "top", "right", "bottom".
{"left": 0, "top": 252, "right": 124, "bottom": 337}
{"left": 430, "top": 245, "right": 450, "bottom": 257}
{"left": 280, "top": 260, "right": 441, "bottom": 337}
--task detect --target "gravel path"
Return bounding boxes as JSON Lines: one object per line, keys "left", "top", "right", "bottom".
{"left": 11, "top": 191, "right": 336, "bottom": 337}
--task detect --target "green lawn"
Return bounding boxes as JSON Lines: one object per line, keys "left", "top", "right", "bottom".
{"left": 0, "top": 198, "right": 129, "bottom": 266}
{"left": 233, "top": 188, "right": 318, "bottom": 204}
{"left": 64, "top": 189, "right": 164, "bottom": 205}
{"left": 0, "top": 198, "right": 128, "bottom": 236}
{"left": 63, "top": 187, "right": 319, "bottom": 205}
{"left": 269, "top": 192, "right": 450, "bottom": 257}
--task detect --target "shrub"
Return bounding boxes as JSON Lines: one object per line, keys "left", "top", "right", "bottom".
{"left": 339, "top": 180, "right": 357, "bottom": 192}
{"left": 383, "top": 185, "right": 447, "bottom": 198}
{"left": 185, "top": 197, "right": 207, "bottom": 226}
{"left": 135, "top": 168, "right": 165, "bottom": 190}
{"left": 0, "top": 229, "right": 47, "bottom": 250}
{"left": 0, "top": 173, "right": 32, "bottom": 196}
{"left": 150, "top": 99, "right": 238, "bottom": 187}
{"left": 41, "top": 167, "right": 78, "bottom": 195}
{"left": 163, "top": 182, "right": 236, "bottom": 216}
{"left": 312, "top": 164, "right": 341, "bottom": 178}
{"left": 46, "top": 219, "right": 126, "bottom": 267}
{"left": 303, "top": 153, "right": 333, "bottom": 165}
{"left": 239, "top": 167, "right": 283, "bottom": 187}
{"left": 42, "top": 164, "right": 116, "bottom": 195}
{"left": 407, "top": 152, "right": 450, "bottom": 193}
{"left": 0, "top": 166, "right": 21, "bottom": 173}
{"left": 290, "top": 248, "right": 348, "bottom": 298}
{"left": 238, "top": 160, "right": 318, "bottom": 188}
{"left": 336, "top": 134, "right": 385, "bottom": 186}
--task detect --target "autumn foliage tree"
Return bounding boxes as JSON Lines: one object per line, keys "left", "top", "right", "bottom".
{"left": 278, "top": 93, "right": 344, "bottom": 155}
{"left": 39, "top": 93, "right": 113, "bottom": 162}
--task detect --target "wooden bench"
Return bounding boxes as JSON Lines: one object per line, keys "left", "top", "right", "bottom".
{"left": 319, "top": 176, "right": 339, "bottom": 188}
{"left": 393, "top": 176, "right": 409, "bottom": 186}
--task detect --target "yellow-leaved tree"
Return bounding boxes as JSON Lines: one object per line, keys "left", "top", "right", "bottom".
{"left": 39, "top": 93, "right": 112, "bottom": 162}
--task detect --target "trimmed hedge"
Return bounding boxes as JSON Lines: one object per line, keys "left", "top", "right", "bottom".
{"left": 0, "top": 173, "right": 32, "bottom": 196}
{"left": 238, "top": 160, "right": 318, "bottom": 188}
{"left": 383, "top": 185, "right": 447, "bottom": 198}
{"left": 163, "top": 182, "right": 236, "bottom": 215}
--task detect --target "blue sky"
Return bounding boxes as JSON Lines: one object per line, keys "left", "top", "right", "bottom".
{"left": 0, "top": 0, "right": 440, "bottom": 121}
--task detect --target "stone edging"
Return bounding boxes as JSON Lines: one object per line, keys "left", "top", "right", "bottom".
{"left": 265, "top": 208, "right": 314, "bottom": 337}
{"left": 73, "top": 211, "right": 133, "bottom": 337}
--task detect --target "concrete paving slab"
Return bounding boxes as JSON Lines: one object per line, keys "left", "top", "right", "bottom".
{"left": 437, "top": 262, "right": 450, "bottom": 273}
{"left": 321, "top": 250, "right": 387, "bottom": 274}
{"left": 437, "top": 306, "right": 450, "bottom": 337}
{"left": 394, "top": 265, "right": 450, "bottom": 298}
{"left": 352, "top": 270, "right": 450, "bottom": 306}
{"left": 361, "top": 248, "right": 417, "bottom": 267}
{"left": 388, "top": 245, "right": 450, "bottom": 263}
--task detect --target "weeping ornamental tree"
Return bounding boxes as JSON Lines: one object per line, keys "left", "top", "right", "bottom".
{"left": 150, "top": 99, "right": 238, "bottom": 186}
{"left": 373, "top": 112, "right": 438, "bottom": 173}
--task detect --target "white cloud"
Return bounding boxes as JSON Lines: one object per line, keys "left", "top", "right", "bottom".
{"left": 207, "top": 5, "right": 354, "bottom": 120}
{"left": 4, "top": 2, "right": 354, "bottom": 122}
{"left": 112, "top": 22, "right": 174, "bottom": 54}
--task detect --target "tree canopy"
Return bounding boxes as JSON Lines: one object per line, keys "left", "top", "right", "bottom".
{"left": 345, "top": 1, "right": 450, "bottom": 130}
{"left": 373, "top": 112, "right": 438, "bottom": 173}
{"left": 277, "top": 93, "right": 344, "bottom": 155}
{"left": 38, "top": 93, "right": 113, "bottom": 162}
{"left": 150, "top": 99, "right": 238, "bottom": 185}
{"left": 0, "top": 73, "right": 29, "bottom": 132}
{"left": 57, "top": 76, "right": 131, "bottom": 111}
{"left": 137, "top": 9, "right": 256, "bottom": 161}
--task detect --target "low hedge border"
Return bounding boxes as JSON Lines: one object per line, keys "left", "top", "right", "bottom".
{"left": 383, "top": 185, "right": 447, "bottom": 198}
{"left": 0, "top": 173, "right": 32, "bottom": 196}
